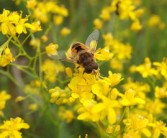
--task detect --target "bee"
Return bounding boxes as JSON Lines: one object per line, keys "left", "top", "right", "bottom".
{"left": 67, "top": 30, "right": 99, "bottom": 74}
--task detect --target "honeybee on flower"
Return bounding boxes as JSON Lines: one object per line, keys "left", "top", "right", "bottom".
{"left": 66, "top": 30, "right": 100, "bottom": 74}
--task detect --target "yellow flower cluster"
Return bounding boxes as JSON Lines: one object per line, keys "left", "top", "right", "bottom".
{"left": 131, "top": 57, "right": 167, "bottom": 79}
{"left": 0, "top": 117, "right": 29, "bottom": 138}
{"left": 0, "top": 9, "right": 41, "bottom": 36}
{"left": 94, "top": 0, "right": 144, "bottom": 31}
{"left": 27, "top": 0, "right": 68, "bottom": 25}
{"left": 49, "top": 87, "right": 74, "bottom": 105}
{"left": 147, "top": 14, "right": 165, "bottom": 30}
{"left": 103, "top": 33, "right": 132, "bottom": 70}
{"left": 49, "top": 57, "right": 167, "bottom": 137}
{"left": 0, "top": 91, "right": 11, "bottom": 116}
{"left": 41, "top": 59, "right": 64, "bottom": 83}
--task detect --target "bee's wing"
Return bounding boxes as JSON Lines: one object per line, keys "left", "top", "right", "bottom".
{"left": 85, "top": 29, "right": 99, "bottom": 53}
{"left": 49, "top": 50, "right": 70, "bottom": 62}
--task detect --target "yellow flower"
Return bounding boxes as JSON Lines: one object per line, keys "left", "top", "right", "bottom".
{"left": 77, "top": 98, "right": 117, "bottom": 124}
{"left": 68, "top": 73, "right": 96, "bottom": 100}
{"left": 119, "top": 89, "right": 145, "bottom": 106}
{"left": 25, "top": 21, "right": 41, "bottom": 32}
{"left": 93, "top": 18, "right": 103, "bottom": 29}
{"left": 110, "top": 58, "right": 123, "bottom": 71}
{"left": 100, "top": 7, "right": 111, "bottom": 21}
{"left": 122, "top": 78, "right": 150, "bottom": 99}
{"left": 29, "top": 38, "right": 40, "bottom": 49}
{"left": 103, "top": 71, "right": 122, "bottom": 87}
{"left": 60, "top": 27, "right": 71, "bottom": 37}
{"left": 0, "top": 48, "right": 15, "bottom": 67}
{"left": 26, "top": 0, "right": 37, "bottom": 9}
{"left": 45, "top": 43, "right": 58, "bottom": 56}
{"left": 49, "top": 87, "right": 73, "bottom": 105}
{"left": 155, "top": 86, "right": 167, "bottom": 98}
{"left": 145, "top": 99, "right": 165, "bottom": 115}
{"left": 131, "top": 20, "right": 142, "bottom": 31}
{"left": 41, "top": 59, "right": 64, "bottom": 83}
{"left": 0, "top": 91, "right": 11, "bottom": 112}
{"left": 131, "top": 57, "right": 158, "bottom": 78}
{"left": 41, "top": 35, "right": 48, "bottom": 42}
{"left": 58, "top": 108, "right": 74, "bottom": 123}
{"left": 53, "top": 15, "right": 64, "bottom": 25}
{"left": 154, "top": 58, "right": 167, "bottom": 80}
{"left": 152, "top": 121, "right": 167, "bottom": 138}
{"left": 109, "top": 0, "right": 143, "bottom": 31}
{"left": 103, "top": 33, "right": 132, "bottom": 61}
{"left": 27, "top": 1, "right": 68, "bottom": 24}
{"left": 0, "top": 117, "right": 29, "bottom": 138}
{"left": 28, "top": 103, "right": 38, "bottom": 111}
{"left": 147, "top": 14, "right": 165, "bottom": 29}
{"left": 123, "top": 114, "right": 151, "bottom": 137}
{"left": 0, "top": 9, "right": 41, "bottom": 35}
{"left": 95, "top": 47, "right": 113, "bottom": 61}
{"left": 15, "top": 96, "right": 25, "bottom": 102}
{"left": 24, "top": 80, "right": 43, "bottom": 96}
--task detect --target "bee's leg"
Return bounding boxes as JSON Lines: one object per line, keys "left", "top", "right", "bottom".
{"left": 74, "top": 65, "right": 81, "bottom": 73}
{"left": 93, "top": 70, "right": 99, "bottom": 80}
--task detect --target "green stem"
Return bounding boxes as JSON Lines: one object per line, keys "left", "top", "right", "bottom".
{"left": 0, "top": 70, "right": 19, "bottom": 88}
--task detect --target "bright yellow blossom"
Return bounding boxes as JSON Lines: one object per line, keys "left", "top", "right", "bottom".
{"left": 26, "top": 0, "right": 37, "bottom": 9}
{"left": 152, "top": 121, "right": 167, "bottom": 138}
{"left": 122, "top": 78, "right": 150, "bottom": 99}
{"left": 45, "top": 43, "right": 58, "bottom": 56}
{"left": 93, "top": 18, "right": 103, "bottom": 29}
{"left": 53, "top": 15, "right": 64, "bottom": 25}
{"left": 60, "top": 27, "right": 71, "bottom": 37}
{"left": 109, "top": 0, "right": 143, "bottom": 31}
{"left": 0, "top": 117, "right": 29, "bottom": 138}
{"left": 155, "top": 86, "right": 167, "bottom": 98}
{"left": 130, "top": 57, "right": 158, "bottom": 78}
{"left": 123, "top": 114, "right": 151, "bottom": 137}
{"left": 95, "top": 47, "right": 113, "bottom": 61}
{"left": 41, "top": 60, "right": 64, "bottom": 83}
{"left": 27, "top": 1, "right": 68, "bottom": 24}
{"left": 103, "top": 33, "right": 132, "bottom": 70}
{"left": 145, "top": 99, "right": 165, "bottom": 115}
{"left": 0, "top": 9, "right": 41, "bottom": 35}
{"left": 100, "top": 7, "right": 111, "bottom": 21}
{"left": 110, "top": 58, "right": 123, "bottom": 71}
{"left": 0, "top": 48, "right": 15, "bottom": 67}
{"left": 120, "top": 89, "right": 145, "bottom": 106}
{"left": 68, "top": 73, "right": 96, "bottom": 100}
{"left": 0, "top": 91, "right": 11, "bottom": 116}
{"left": 49, "top": 87, "right": 74, "bottom": 105}
{"left": 154, "top": 58, "right": 167, "bottom": 80}
{"left": 131, "top": 20, "right": 142, "bottom": 31}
